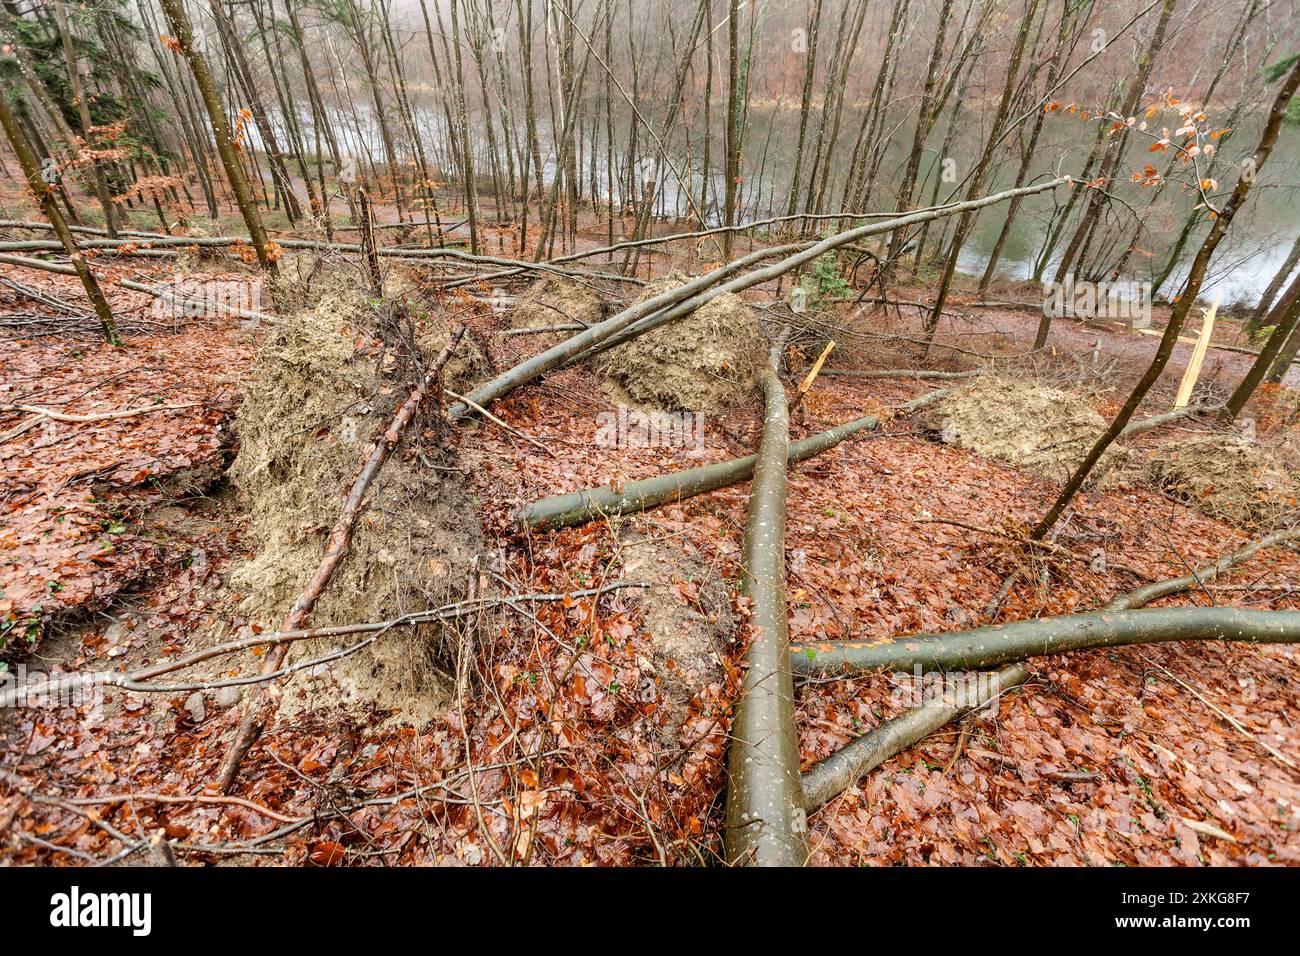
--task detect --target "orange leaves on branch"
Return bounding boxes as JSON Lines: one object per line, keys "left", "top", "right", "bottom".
{"left": 114, "top": 175, "right": 182, "bottom": 205}
{"left": 1131, "top": 164, "right": 1161, "bottom": 187}
{"left": 231, "top": 239, "right": 258, "bottom": 265}
{"left": 230, "top": 108, "right": 254, "bottom": 153}
{"left": 160, "top": 34, "right": 183, "bottom": 54}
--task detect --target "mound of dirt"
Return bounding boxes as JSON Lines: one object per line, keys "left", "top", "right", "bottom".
{"left": 618, "top": 531, "right": 732, "bottom": 742}
{"left": 509, "top": 275, "right": 604, "bottom": 332}
{"left": 924, "top": 375, "right": 1122, "bottom": 484}
{"left": 173, "top": 216, "right": 235, "bottom": 273}
{"left": 227, "top": 286, "right": 483, "bottom": 724}
{"left": 1144, "top": 435, "right": 1296, "bottom": 525}
{"left": 598, "top": 275, "right": 767, "bottom": 412}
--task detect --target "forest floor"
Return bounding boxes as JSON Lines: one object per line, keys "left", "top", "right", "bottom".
{"left": 2, "top": 199, "right": 1299, "bottom": 866}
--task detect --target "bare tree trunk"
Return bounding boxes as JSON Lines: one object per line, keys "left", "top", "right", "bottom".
{"left": 925, "top": 0, "right": 1042, "bottom": 343}
{"left": 841, "top": 0, "right": 910, "bottom": 217}
{"left": 1109, "top": 0, "right": 1258, "bottom": 285}
{"left": 784, "top": 0, "right": 824, "bottom": 221}
{"left": 725, "top": 364, "right": 807, "bottom": 867}
{"left": 158, "top": 0, "right": 281, "bottom": 299}
{"left": 722, "top": 0, "right": 742, "bottom": 256}
{"left": 1044, "top": 0, "right": 1176, "bottom": 335}
{"left": 978, "top": 0, "right": 1073, "bottom": 291}
{"left": 1222, "top": 272, "right": 1300, "bottom": 419}
{"left": 1250, "top": 232, "right": 1300, "bottom": 330}
{"left": 207, "top": 0, "right": 301, "bottom": 223}
{"left": 1031, "top": 54, "right": 1300, "bottom": 538}
{"left": 1267, "top": 317, "right": 1300, "bottom": 384}
{"left": 448, "top": 0, "right": 480, "bottom": 251}
{"left": 52, "top": 2, "right": 119, "bottom": 236}
{"left": 283, "top": 0, "right": 355, "bottom": 227}
{"left": 805, "top": 0, "right": 869, "bottom": 217}
{"left": 255, "top": 0, "right": 323, "bottom": 224}
{"left": 890, "top": 0, "right": 954, "bottom": 264}
{"left": 0, "top": 92, "right": 118, "bottom": 343}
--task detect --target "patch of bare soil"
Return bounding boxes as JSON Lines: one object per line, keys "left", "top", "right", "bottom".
{"left": 921, "top": 374, "right": 1123, "bottom": 485}
{"left": 617, "top": 530, "right": 731, "bottom": 741}
{"left": 226, "top": 286, "right": 483, "bottom": 724}
{"left": 599, "top": 274, "right": 768, "bottom": 412}
{"left": 1143, "top": 433, "right": 1296, "bottom": 526}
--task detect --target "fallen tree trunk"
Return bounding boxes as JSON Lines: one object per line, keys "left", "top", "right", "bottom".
{"left": 801, "top": 664, "right": 1030, "bottom": 809}
{"left": 0, "top": 253, "right": 277, "bottom": 325}
{"left": 450, "top": 179, "right": 1068, "bottom": 421}
{"left": 797, "top": 527, "right": 1300, "bottom": 807}
{"left": 725, "top": 365, "right": 808, "bottom": 866}
{"left": 1103, "top": 527, "right": 1300, "bottom": 611}
{"left": 214, "top": 327, "right": 466, "bottom": 793}
{"left": 449, "top": 242, "right": 806, "bottom": 421}
{"left": 0, "top": 236, "right": 639, "bottom": 285}
{"left": 820, "top": 369, "right": 983, "bottom": 380}
{"left": 789, "top": 606, "right": 1300, "bottom": 676}
{"left": 518, "top": 391, "right": 946, "bottom": 531}
{"left": 1117, "top": 402, "right": 1218, "bottom": 438}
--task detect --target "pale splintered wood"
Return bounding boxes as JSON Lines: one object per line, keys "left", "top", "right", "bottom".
{"left": 1174, "top": 291, "right": 1222, "bottom": 409}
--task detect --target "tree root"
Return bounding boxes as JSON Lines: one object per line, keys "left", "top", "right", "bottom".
{"left": 213, "top": 326, "right": 466, "bottom": 793}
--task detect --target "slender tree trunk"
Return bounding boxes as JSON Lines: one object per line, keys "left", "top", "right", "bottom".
{"left": 722, "top": 0, "right": 742, "bottom": 256}
{"left": 1250, "top": 232, "right": 1300, "bottom": 330}
{"left": 805, "top": 0, "right": 869, "bottom": 217}
{"left": 1031, "top": 54, "right": 1300, "bottom": 538}
{"left": 890, "top": 0, "right": 953, "bottom": 264}
{"left": 1267, "top": 318, "right": 1300, "bottom": 384}
{"left": 0, "top": 92, "right": 118, "bottom": 343}
{"left": 207, "top": 0, "right": 301, "bottom": 222}
{"left": 448, "top": 0, "right": 480, "bottom": 251}
{"left": 925, "top": 0, "right": 1041, "bottom": 342}
{"left": 1222, "top": 273, "right": 1300, "bottom": 419}
{"left": 784, "top": 0, "right": 824, "bottom": 221}
{"left": 978, "top": 0, "right": 1072, "bottom": 291}
{"left": 1046, "top": 0, "right": 1176, "bottom": 315}
{"left": 158, "top": 0, "right": 281, "bottom": 299}
{"left": 52, "top": 3, "right": 119, "bottom": 236}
